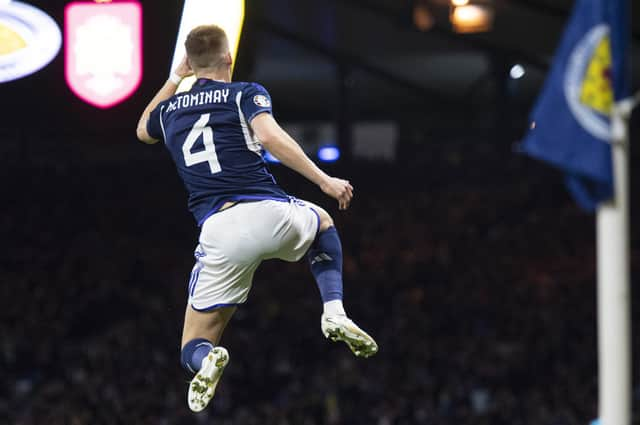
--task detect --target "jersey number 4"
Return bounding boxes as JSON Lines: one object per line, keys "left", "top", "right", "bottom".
{"left": 183, "top": 113, "right": 222, "bottom": 174}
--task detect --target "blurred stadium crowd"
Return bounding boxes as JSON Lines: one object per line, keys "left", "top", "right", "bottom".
{"left": 1, "top": 133, "right": 639, "bottom": 425}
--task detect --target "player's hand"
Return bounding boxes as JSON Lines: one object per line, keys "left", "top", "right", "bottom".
{"left": 320, "top": 177, "right": 354, "bottom": 210}
{"left": 174, "top": 54, "right": 194, "bottom": 78}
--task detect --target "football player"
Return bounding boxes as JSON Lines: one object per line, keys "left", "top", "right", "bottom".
{"left": 136, "top": 25, "right": 377, "bottom": 412}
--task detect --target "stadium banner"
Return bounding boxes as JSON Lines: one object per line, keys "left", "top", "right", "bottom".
{"left": 520, "top": 0, "right": 629, "bottom": 211}
{"left": 64, "top": 0, "right": 143, "bottom": 108}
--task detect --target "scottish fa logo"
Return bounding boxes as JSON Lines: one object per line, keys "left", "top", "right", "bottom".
{"left": 564, "top": 24, "right": 613, "bottom": 142}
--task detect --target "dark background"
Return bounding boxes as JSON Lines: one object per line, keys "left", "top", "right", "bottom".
{"left": 1, "top": 0, "right": 639, "bottom": 424}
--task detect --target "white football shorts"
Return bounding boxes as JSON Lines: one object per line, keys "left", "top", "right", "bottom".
{"left": 187, "top": 198, "right": 320, "bottom": 311}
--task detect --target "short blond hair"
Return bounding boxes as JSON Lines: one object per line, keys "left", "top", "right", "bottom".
{"left": 185, "top": 25, "right": 229, "bottom": 70}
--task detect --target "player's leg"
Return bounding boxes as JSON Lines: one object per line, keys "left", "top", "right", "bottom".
{"left": 180, "top": 305, "right": 236, "bottom": 370}
{"left": 180, "top": 306, "right": 235, "bottom": 412}
{"left": 305, "top": 204, "right": 344, "bottom": 313}
{"left": 179, "top": 208, "right": 262, "bottom": 413}
{"left": 302, "top": 201, "right": 378, "bottom": 358}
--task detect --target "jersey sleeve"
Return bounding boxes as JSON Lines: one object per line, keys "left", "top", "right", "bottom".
{"left": 240, "top": 83, "right": 273, "bottom": 123}
{"left": 146, "top": 101, "right": 166, "bottom": 141}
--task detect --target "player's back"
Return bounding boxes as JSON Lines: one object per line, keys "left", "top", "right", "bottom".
{"left": 149, "top": 78, "right": 288, "bottom": 225}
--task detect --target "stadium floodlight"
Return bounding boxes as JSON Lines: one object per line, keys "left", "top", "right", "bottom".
{"left": 450, "top": 3, "right": 493, "bottom": 34}
{"left": 0, "top": 0, "right": 61, "bottom": 83}
{"left": 171, "top": 0, "right": 245, "bottom": 93}
{"left": 317, "top": 146, "right": 341, "bottom": 163}
{"left": 509, "top": 64, "right": 525, "bottom": 79}
{"left": 64, "top": 0, "right": 143, "bottom": 108}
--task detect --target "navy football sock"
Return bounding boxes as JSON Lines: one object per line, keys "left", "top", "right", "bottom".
{"left": 308, "top": 226, "right": 344, "bottom": 304}
{"left": 181, "top": 338, "right": 214, "bottom": 374}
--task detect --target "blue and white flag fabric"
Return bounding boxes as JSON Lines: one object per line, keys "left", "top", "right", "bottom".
{"left": 521, "top": 0, "right": 630, "bottom": 211}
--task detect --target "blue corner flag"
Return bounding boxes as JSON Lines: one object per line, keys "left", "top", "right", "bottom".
{"left": 521, "top": 0, "right": 629, "bottom": 211}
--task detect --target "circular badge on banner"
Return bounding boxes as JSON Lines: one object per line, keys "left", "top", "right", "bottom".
{"left": 563, "top": 24, "right": 612, "bottom": 142}
{"left": 0, "top": 1, "right": 62, "bottom": 83}
{"left": 253, "top": 94, "right": 271, "bottom": 108}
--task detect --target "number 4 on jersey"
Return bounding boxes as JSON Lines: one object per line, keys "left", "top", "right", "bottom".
{"left": 183, "top": 113, "right": 222, "bottom": 174}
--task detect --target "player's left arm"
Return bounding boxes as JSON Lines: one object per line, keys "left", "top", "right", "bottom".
{"left": 136, "top": 56, "right": 193, "bottom": 144}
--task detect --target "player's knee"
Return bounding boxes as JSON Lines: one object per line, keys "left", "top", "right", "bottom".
{"left": 315, "top": 207, "right": 334, "bottom": 232}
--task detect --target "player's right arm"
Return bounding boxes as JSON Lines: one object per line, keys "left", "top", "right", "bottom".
{"left": 251, "top": 113, "right": 353, "bottom": 210}
{"left": 136, "top": 55, "right": 194, "bottom": 144}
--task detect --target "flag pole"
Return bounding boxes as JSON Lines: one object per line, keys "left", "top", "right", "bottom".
{"left": 597, "top": 92, "right": 638, "bottom": 425}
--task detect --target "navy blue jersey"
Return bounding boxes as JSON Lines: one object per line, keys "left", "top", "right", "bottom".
{"left": 147, "top": 79, "right": 289, "bottom": 225}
